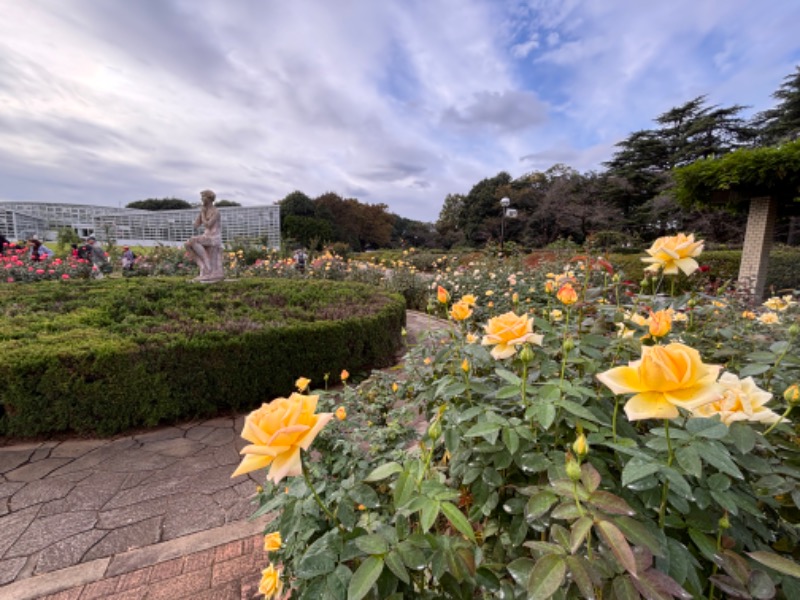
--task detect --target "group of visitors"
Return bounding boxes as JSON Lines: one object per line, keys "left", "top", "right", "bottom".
{"left": 0, "top": 233, "right": 135, "bottom": 277}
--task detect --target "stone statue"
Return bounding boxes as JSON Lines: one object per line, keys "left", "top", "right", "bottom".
{"left": 185, "top": 189, "right": 224, "bottom": 283}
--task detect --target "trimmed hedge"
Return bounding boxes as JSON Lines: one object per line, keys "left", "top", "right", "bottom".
{"left": 0, "top": 278, "right": 405, "bottom": 437}
{"left": 608, "top": 247, "right": 800, "bottom": 294}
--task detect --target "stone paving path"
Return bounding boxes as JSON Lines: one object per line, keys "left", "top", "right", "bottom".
{"left": 0, "top": 310, "right": 448, "bottom": 599}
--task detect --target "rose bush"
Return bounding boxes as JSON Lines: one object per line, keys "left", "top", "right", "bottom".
{"left": 237, "top": 235, "right": 800, "bottom": 599}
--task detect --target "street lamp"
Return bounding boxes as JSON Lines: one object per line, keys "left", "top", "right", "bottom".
{"left": 500, "top": 197, "right": 511, "bottom": 253}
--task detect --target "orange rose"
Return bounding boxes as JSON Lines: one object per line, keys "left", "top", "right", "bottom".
{"left": 437, "top": 286, "right": 449, "bottom": 303}
{"left": 335, "top": 406, "right": 347, "bottom": 421}
{"left": 597, "top": 342, "right": 721, "bottom": 420}
{"left": 232, "top": 393, "right": 333, "bottom": 483}
{"left": 556, "top": 283, "right": 578, "bottom": 305}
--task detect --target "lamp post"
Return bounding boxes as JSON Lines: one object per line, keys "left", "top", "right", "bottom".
{"left": 500, "top": 197, "right": 511, "bottom": 253}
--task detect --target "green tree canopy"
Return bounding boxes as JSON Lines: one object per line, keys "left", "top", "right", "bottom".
{"left": 214, "top": 199, "right": 241, "bottom": 207}
{"left": 755, "top": 65, "right": 800, "bottom": 145}
{"left": 126, "top": 198, "right": 192, "bottom": 210}
{"left": 673, "top": 139, "right": 800, "bottom": 214}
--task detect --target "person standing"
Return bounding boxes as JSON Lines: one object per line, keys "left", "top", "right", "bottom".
{"left": 86, "top": 236, "right": 108, "bottom": 278}
{"left": 121, "top": 246, "right": 135, "bottom": 271}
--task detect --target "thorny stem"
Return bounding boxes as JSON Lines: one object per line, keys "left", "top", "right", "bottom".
{"left": 764, "top": 406, "right": 794, "bottom": 436}
{"left": 302, "top": 459, "right": 345, "bottom": 532}
{"left": 612, "top": 398, "right": 620, "bottom": 443}
{"left": 708, "top": 526, "right": 724, "bottom": 600}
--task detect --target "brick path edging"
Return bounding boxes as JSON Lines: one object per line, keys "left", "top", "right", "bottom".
{"left": 0, "top": 519, "right": 270, "bottom": 600}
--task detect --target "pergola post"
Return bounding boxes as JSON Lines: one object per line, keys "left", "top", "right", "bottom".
{"left": 737, "top": 196, "right": 777, "bottom": 300}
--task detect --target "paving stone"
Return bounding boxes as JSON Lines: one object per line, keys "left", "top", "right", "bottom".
{"left": 99, "top": 451, "right": 179, "bottom": 473}
{"left": 0, "top": 505, "right": 39, "bottom": 557}
{"left": 210, "top": 444, "right": 241, "bottom": 467}
{"left": 96, "top": 496, "right": 171, "bottom": 529}
{"left": 185, "top": 425, "right": 215, "bottom": 441}
{"left": 183, "top": 465, "right": 243, "bottom": 495}
{"left": 29, "top": 447, "right": 53, "bottom": 463}
{"left": 9, "top": 477, "right": 75, "bottom": 511}
{"left": 163, "top": 494, "right": 225, "bottom": 540}
{"left": 6, "top": 510, "right": 97, "bottom": 556}
{"left": 225, "top": 497, "right": 256, "bottom": 522}
{"left": 57, "top": 471, "right": 129, "bottom": 511}
{"left": 0, "top": 481, "right": 25, "bottom": 499}
{"left": 140, "top": 437, "right": 206, "bottom": 458}
{"left": 0, "top": 556, "right": 26, "bottom": 585}
{"left": 50, "top": 440, "right": 108, "bottom": 458}
{"left": 200, "top": 427, "right": 236, "bottom": 447}
{"left": 5, "top": 458, "right": 71, "bottom": 482}
{"left": 120, "top": 471, "right": 152, "bottom": 490}
{"left": 34, "top": 529, "right": 106, "bottom": 574}
{"left": 102, "top": 474, "right": 193, "bottom": 509}
{"left": 83, "top": 516, "right": 163, "bottom": 561}
{"left": 49, "top": 469, "right": 95, "bottom": 484}
{"left": 133, "top": 427, "right": 184, "bottom": 443}
{"left": 48, "top": 449, "right": 111, "bottom": 476}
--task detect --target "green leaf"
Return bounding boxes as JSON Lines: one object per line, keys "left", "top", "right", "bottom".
{"left": 748, "top": 569, "right": 777, "bottom": 599}
{"left": 589, "top": 491, "right": 636, "bottom": 516}
{"left": 440, "top": 501, "right": 476, "bottom": 541}
{"left": 696, "top": 441, "right": 744, "bottom": 479}
{"left": 614, "top": 516, "right": 666, "bottom": 558}
{"left": 565, "top": 556, "right": 597, "bottom": 600}
{"left": 354, "top": 534, "right": 388, "bottom": 556}
{"left": 769, "top": 340, "right": 790, "bottom": 354}
{"left": 570, "top": 516, "right": 593, "bottom": 554}
{"left": 502, "top": 427, "right": 519, "bottom": 455}
{"left": 297, "top": 531, "right": 340, "bottom": 579}
{"left": 420, "top": 497, "right": 440, "bottom": 532}
{"left": 384, "top": 550, "right": 410, "bottom": 585}
{"left": 556, "top": 398, "right": 607, "bottom": 424}
{"left": 622, "top": 458, "right": 660, "bottom": 487}
{"left": 527, "top": 554, "right": 567, "bottom": 600}
{"left": 525, "top": 491, "right": 558, "bottom": 521}
{"left": 364, "top": 462, "right": 403, "bottom": 482}
{"left": 396, "top": 541, "right": 426, "bottom": 570}
{"left": 738, "top": 363, "right": 771, "bottom": 377}
{"left": 747, "top": 551, "right": 800, "bottom": 580}
{"left": 507, "top": 557, "right": 535, "bottom": 586}
{"left": 686, "top": 418, "right": 729, "bottom": 439}
{"left": 676, "top": 445, "right": 702, "bottom": 478}
{"left": 595, "top": 520, "right": 637, "bottom": 575}
{"left": 495, "top": 367, "right": 522, "bottom": 385}
{"left": 688, "top": 528, "right": 717, "bottom": 562}
{"left": 393, "top": 465, "right": 415, "bottom": 508}
{"left": 348, "top": 556, "right": 384, "bottom": 600}
{"left": 728, "top": 423, "right": 756, "bottom": 454}
{"left": 581, "top": 463, "right": 602, "bottom": 493}
{"left": 349, "top": 483, "right": 380, "bottom": 508}
{"left": 745, "top": 351, "right": 776, "bottom": 362}
{"left": 496, "top": 384, "right": 522, "bottom": 399}
{"left": 611, "top": 575, "right": 640, "bottom": 600}
{"left": 464, "top": 421, "right": 502, "bottom": 444}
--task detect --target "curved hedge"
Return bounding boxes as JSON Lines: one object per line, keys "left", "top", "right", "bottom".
{"left": 0, "top": 278, "right": 405, "bottom": 437}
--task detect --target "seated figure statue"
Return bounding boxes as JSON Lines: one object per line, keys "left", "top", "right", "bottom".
{"left": 185, "top": 189, "right": 224, "bottom": 283}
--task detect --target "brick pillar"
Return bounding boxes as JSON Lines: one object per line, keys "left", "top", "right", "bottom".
{"left": 737, "top": 197, "right": 777, "bottom": 300}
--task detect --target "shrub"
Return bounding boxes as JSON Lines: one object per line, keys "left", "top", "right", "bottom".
{"left": 0, "top": 278, "right": 405, "bottom": 437}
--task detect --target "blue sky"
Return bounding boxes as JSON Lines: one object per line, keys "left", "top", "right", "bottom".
{"left": 1, "top": 0, "right": 798, "bottom": 222}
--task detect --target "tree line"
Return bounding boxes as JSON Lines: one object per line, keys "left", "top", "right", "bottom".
{"left": 435, "top": 65, "right": 800, "bottom": 249}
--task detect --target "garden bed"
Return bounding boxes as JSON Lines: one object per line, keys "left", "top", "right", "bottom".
{"left": 0, "top": 278, "right": 405, "bottom": 437}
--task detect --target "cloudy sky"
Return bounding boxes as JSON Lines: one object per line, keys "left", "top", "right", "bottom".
{"left": 1, "top": 1, "right": 798, "bottom": 222}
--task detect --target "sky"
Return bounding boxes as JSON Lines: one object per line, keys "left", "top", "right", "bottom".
{"left": 1, "top": 1, "right": 799, "bottom": 223}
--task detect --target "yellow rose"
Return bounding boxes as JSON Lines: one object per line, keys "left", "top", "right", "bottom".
{"left": 231, "top": 393, "right": 333, "bottom": 483}
{"left": 481, "top": 312, "right": 544, "bottom": 360}
{"left": 641, "top": 233, "right": 704, "bottom": 276}
{"left": 597, "top": 342, "right": 721, "bottom": 420}
{"left": 550, "top": 309, "right": 563, "bottom": 322}
{"left": 259, "top": 564, "right": 283, "bottom": 599}
{"left": 465, "top": 333, "right": 478, "bottom": 344}
{"left": 437, "top": 286, "right": 449, "bottom": 304}
{"left": 335, "top": 406, "right": 347, "bottom": 421}
{"left": 460, "top": 294, "right": 477, "bottom": 306}
{"left": 556, "top": 283, "right": 578, "bottom": 305}
{"left": 693, "top": 372, "right": 783, "bottom": 425}
{"left": 544, "top": 280, "right": 555, "bottom": 294}
{"left": 741, "top": 310, "right": 756, "bottom": 320}
{"left": 263, "top": 531, "right": 282, "bottom": 552}
{"left": 461, "top": 358, "right": 469, "bottom": 373}
{"left": 646, "top": 309, "right": 672, "bottom": 338}
{"left": 450, "top": 300, "right": 473, "bottom": 321}
{"left": 295, "top": 377, "right": 311, "bottom": 392}
{"left": 758, "top": 312, "right": 780, "bottom": 324}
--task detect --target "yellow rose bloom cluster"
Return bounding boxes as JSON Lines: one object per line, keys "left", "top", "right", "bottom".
{"left": 642, "top": 233, "right": 704, "bottom": 276}
{"left": 482, "top": 312, "right": 543, "bottom": 360}
{"left": 232, "top": 392, "right": 333, "bottom": 483}
{"left": 597, "top": 342, "right": 721, "bottom": 421}
{"left": 763, "top": 295, "right": 796, "bottom": 311}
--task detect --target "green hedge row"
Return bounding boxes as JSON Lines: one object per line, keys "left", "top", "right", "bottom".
{"left": 608, "top": 247, "right": 800, "bottom": 294}
{"left": 0, "top": 278, "right": 406, "bottom": 437}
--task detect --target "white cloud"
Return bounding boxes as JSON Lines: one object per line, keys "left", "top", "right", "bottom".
{"left": 0, "top": 0, "right": 798, "bottom": 222}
